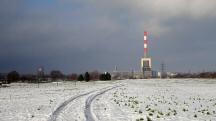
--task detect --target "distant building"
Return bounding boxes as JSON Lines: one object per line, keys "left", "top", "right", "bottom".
{"left": 167, "top": 72, "right": 178, "bottom": 78}
{"left": 152, "top": 71, "right": 159, "bottom": 78}
{"left": 141, "top": 58, "right": 152, "bottom": 78}
{"left": 111, "top": 71, "right": 143, "bottom": 80}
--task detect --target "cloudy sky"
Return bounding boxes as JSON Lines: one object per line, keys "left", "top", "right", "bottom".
{"left": 1, "top": 0, "right": 216, "bottom": 74}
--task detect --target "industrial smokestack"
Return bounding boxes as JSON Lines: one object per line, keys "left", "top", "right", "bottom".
{"left": 144, "top": 31, "right": 148, "bottom": 58}
{"left": 141, "top": 31, "right": 152, "bottom": 78}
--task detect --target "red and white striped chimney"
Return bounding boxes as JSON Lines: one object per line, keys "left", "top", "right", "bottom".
{"left": 144, "top": 31, "right": 148, "bottom": 58}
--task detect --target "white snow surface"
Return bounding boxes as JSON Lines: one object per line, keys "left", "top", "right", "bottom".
{"left": 1, "top": 79, "right": 216, "bottom": 121}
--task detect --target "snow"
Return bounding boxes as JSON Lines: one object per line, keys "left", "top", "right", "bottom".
{"left": 0, "top": 81, "right": 118, "bottom": 121}
{"left": 94, "top": 79, "right": 216, "bottom": 121}
{"left": 1, "top": 79, "right": 216, "bottom": 121}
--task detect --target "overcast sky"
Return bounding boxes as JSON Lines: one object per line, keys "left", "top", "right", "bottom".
{"left": 1, "top": 0, "right": 216, "bottom": 74}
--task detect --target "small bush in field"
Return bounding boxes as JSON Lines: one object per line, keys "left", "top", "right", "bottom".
{"left": 139, "top": 110, "right": 142, "bottom": 114}
{"left": 149, "top": 112, "right": 153, "bottom": 116}
{"left": 146, "top": 116, "right": 152, "bottom": 121}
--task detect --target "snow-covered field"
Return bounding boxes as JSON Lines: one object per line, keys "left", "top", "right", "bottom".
{"left": 1, "top": 79, "right": 216, "bottom": 121}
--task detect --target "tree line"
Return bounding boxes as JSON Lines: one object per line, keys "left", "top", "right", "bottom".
{"left": 173, "top": 72, "right": 216, "bottom": 78}
{"left": 0, "top": 70, "right": 112, "bottom": 84}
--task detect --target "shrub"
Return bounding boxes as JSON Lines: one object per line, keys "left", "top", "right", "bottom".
{"left": 99, "top": 72, "right": 112, "bottom": 80}
{"left": 7, "top": 71, "right": 20, "bottom": 83}
{"left": 77, "top": 74, "right": 84, "bottom": 81}
{"left": 183, "top": 108, "right": 188, "bottom": 112}
{"left": 158, "top": 111, "right": 164, "bottom": 115}
{"left": 146, "top": 116, "right": 152, "bottom": 121}
{"left": 149, "top": 113, "right": 153, "bottom": 116}
{"left": 84, "top": 72, "right": 90, "bottom": 82}
{"left": 139, "top": 110, "right": 142, "bottom": 114}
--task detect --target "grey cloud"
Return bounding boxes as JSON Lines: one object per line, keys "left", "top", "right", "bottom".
{"left": 0, "top": 0, "right": 216, "bottom": 73}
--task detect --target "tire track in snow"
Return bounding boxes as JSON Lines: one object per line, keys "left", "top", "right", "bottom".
{"left": 48, "top": 90, "right": 95, "bottom": 121}
{"left": 85, "top": 85, "right": 123, "bottom": 121}
{"left": 48, "top": 85, "right": 119, "bottom": 121}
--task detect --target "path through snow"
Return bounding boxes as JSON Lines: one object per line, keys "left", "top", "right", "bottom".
{"left": 85, "top": 85, "right": 123, "bottom": 121}
{"left": 48, "top": 90, "right": 95, "bottom": 121}
{"left": 48, "top": 84, "right": 122, "bottom": 121}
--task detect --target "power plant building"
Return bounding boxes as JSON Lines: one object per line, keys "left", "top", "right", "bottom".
{"left": 141, "top": 31, "right": 152, "bottom": 78}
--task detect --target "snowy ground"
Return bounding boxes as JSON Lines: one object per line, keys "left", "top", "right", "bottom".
{"left": 0, "top": 81, "right": 119, "bottom": 121}
{"left": 1, "top": 79, "right": 216, "bottom": 121}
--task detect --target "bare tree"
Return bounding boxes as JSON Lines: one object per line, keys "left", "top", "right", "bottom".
{"left": 50, "top": 70, "right": 63, "bottom": 81}
{"left": 69, "top": 73, "right": 78, "bottom": 81}
{"left": 90, "top": 70, "right": 100, "bottom": 80}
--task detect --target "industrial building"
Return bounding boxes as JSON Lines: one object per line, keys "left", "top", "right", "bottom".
{"left": 141, "top": 31, "right": 152, "bottom": 78}
{"left": 111, "top": 31, "right": 159, "bottom": 79}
